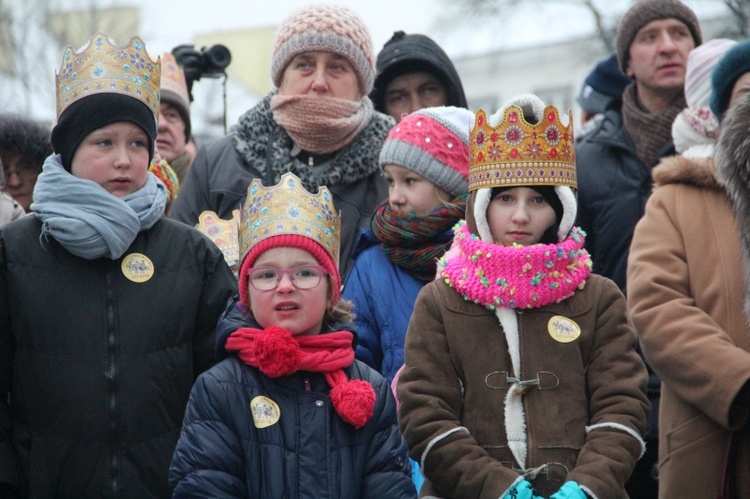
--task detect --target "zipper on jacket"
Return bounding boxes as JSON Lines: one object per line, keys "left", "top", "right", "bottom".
{"left": 304, "top": 378, "right": 311, "bottom": 391}
{"left": 105, "top": 270, "right": 121, "bottom": 496}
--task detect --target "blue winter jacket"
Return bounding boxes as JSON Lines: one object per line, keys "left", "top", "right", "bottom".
{"left": 343, "top": 230, "right": 436, "bottom": 384}
{"left": 169, "top": 298, "right": 416, "bottom": 498}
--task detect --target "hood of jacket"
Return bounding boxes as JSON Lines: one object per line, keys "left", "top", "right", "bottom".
{"left": 371, "top": 31, "right": 467, "bottom": 113}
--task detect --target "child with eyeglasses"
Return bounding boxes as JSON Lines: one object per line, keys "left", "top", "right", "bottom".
{"left": 169, "top": 172, "right": 415, "bottom": 497}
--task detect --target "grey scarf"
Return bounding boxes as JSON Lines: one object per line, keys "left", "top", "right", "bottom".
{"left": 31, "top": 154, "right": 167, "bottom": 260}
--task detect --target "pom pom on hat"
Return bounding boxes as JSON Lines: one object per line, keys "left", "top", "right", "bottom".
{"left": 271, "top": 4, "right": 375, "bottom": 96}
{"left": 616, "top": 0, "right": 702, "bottom": 74}
{"left": 710, "top": 40, "right": 750, "bottom": 121}
{"left": 379, "top": 106, "right": 473, "bottom": 197}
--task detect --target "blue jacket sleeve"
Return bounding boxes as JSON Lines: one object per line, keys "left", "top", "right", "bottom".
{"left": 343, "top": 251, "right": 383, "bottom": 372}
{"left": 169, "top": 369, "right": 246, "bottom": 497}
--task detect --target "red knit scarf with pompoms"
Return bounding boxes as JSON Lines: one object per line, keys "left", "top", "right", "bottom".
{"left": 225, "top": 326, "right": 376, "bottom": 429}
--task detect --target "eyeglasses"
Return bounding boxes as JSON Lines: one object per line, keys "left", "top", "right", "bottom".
{"left": 247, "top": 265, "right": 328, "bottom": 291}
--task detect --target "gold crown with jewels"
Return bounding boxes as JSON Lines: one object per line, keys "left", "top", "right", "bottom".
{"left": 55, "top": 32, "right": 160, "bottom": 119}
{"left": 468, "top": 104, "right": 576, "bottom": 192}
{"left": 239, "top": 172, "right": 341, "bottom": 265}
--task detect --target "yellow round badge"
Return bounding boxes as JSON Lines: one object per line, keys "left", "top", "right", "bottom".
{"left": 250, "top": 396, "right": 281, "bottom": 428}
{"left": 547, "top": 315, "right": 581, "bottom": 343}
{"left": 121, "top": 253, "right": 155, "bottom": 283}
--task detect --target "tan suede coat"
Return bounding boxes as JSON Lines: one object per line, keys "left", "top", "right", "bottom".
{"left": 398, "top": 272, "right": 649, "bottom": 498}
{"left": 628, "top": 155, "right": 750, "bottom": 498}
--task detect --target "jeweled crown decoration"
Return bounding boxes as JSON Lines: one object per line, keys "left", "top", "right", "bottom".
{"left": 55, "top": 32, "right": 160, "bottom": 119}
{"left": 240, "top": 172, "right": 341, "bottom": 264}
{"left": 160, "top": 52, "right": 190, "bottom": 107}
{"left": 469, "top": 105, "right": 576, "bottom": 192}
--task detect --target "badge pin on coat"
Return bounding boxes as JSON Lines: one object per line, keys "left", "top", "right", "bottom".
{"left": 121, "top": 253, "right": 155, "bottom": 283}
{"left": 548, "top": 315, "right": 581, "bottom": 343}
{"left": 250, "top": 395, "right": 281, "bottom": 428}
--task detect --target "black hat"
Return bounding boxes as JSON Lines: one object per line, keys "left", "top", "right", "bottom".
{"left": 577, "top": 54, "right": 632, "bottom": 115}
{"left": 51, "top": 93, "right": 156, "bottom": 171}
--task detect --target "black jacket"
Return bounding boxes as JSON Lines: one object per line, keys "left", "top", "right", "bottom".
{"left": 576, "top": 107, "right": 670, "bottom": 293}
{"left": 0, "top": 216, "right": 236, "bottom": 498}
{"left": 169, "top": 301, "right": 416, "bottom": 498}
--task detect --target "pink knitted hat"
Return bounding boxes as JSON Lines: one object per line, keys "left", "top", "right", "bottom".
{"left": 684, "top": 38, "right": 737, "bottom": 109}
{"left": 379, "top": 106, "right": 473, "bottom": 197}
{"left": 271, "top": 4, "right": 375, "bottom": 95}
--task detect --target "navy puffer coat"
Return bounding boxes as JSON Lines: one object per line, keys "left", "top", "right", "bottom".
{"left": 169, "top": 300, "right": 416, "bottom": 498}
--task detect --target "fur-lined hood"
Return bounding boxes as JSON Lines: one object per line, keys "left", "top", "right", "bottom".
{"left": 651, "top": 154, "right": 724, "bottom": 191}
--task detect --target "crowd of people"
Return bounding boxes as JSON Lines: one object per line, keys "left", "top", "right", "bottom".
{"left": 1, "top": 0, "right": 749, "bottom": 497}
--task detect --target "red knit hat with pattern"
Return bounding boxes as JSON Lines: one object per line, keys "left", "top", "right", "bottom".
{"left": 238, "top": 234, "right": 341, "bottom": 310}
{"left": 379, "top": 106, "right": 473, "bottom": 197}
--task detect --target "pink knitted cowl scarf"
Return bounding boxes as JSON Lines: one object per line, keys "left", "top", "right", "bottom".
{"left": 438, "top": 221, "right": 592, "bottom": 310}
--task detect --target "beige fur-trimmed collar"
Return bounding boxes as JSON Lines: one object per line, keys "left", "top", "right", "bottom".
{"left": 652, "top": 155, "right": 724, "bottom": 191}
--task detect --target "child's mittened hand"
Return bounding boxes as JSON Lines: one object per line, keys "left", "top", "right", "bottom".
{"left": 501, "top": 479, "right": 538, "bottom": 499}
{"left": 549, "top": 481, "right": 587, "bottom": 499}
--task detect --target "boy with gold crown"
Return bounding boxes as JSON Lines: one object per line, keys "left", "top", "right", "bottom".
{"left": 396, "top": 95, "right": 649, "bottom": 498}
{"left": 169, "top": 172, "right": 415, "bottom": 497}
{"left": 0, "top": 32, "right": 236, "bottom": 496}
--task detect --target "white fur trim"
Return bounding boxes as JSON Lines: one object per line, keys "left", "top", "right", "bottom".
{"left": 556, "top": 185, "right": 577, "bottom": 240}
{"left": 580, "top": 484, "right": 598, "bottom": 499}
{"left": 490, "top": 93, "right": 547, "bottom": 126}
{"left": 496, "top": 307, "right": 527, "bottom": 468}
{"left": 586, "top": 422, "right": 647, "bottom": 459}
{"left": 474, "top": 187, "right": 493, "bottom": 242}
{"left": 421, "top": 426, "right": 470, "bottom": 471}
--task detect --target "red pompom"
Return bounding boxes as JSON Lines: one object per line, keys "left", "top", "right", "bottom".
{"left": 330, "top": 379, "right": 376, "bottom": 429}
{"left": 253, "top": 326, "right": 301, "bottom": 377}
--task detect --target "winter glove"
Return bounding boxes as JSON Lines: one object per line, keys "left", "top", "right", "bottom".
{"left": 550, "top": 481, "right": 587, "bottom": 499}
{"left": 502, "top": 479, "right": 540, "bottom": 499}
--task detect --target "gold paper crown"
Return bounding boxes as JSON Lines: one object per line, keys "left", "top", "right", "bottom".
{"left": 468, "top": 105, "right": 576, "bottom": 192}
{"left": 55, "top": 32, "right": 160, "bottom": 119}
{"left": 240, "top": 172, "right": 341, "bottom": 265}
{"left": 198, "top": 210, "right": 241, "bottom": 277}
{"left": 160, "top": 52, "right": 190, "bottom": 110}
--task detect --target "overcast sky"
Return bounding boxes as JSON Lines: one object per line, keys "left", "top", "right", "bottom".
{"left": 5, "top": 0, "right": 729, "bottom": 121}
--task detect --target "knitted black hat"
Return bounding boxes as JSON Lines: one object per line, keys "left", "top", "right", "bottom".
{"left": 710, "top": 40, "right": 750, "bottom": 122}
{"left": 371, "top": 31, "right": 467, "bottom": 113}
{"left": 577, "top": 53, "right": 632, "bottom": 115}
{"left": 51, "top": 93, "right": 156, "bottom": 171}
{"left": 616, "top": 0, "right": 702, "bottom": 74}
